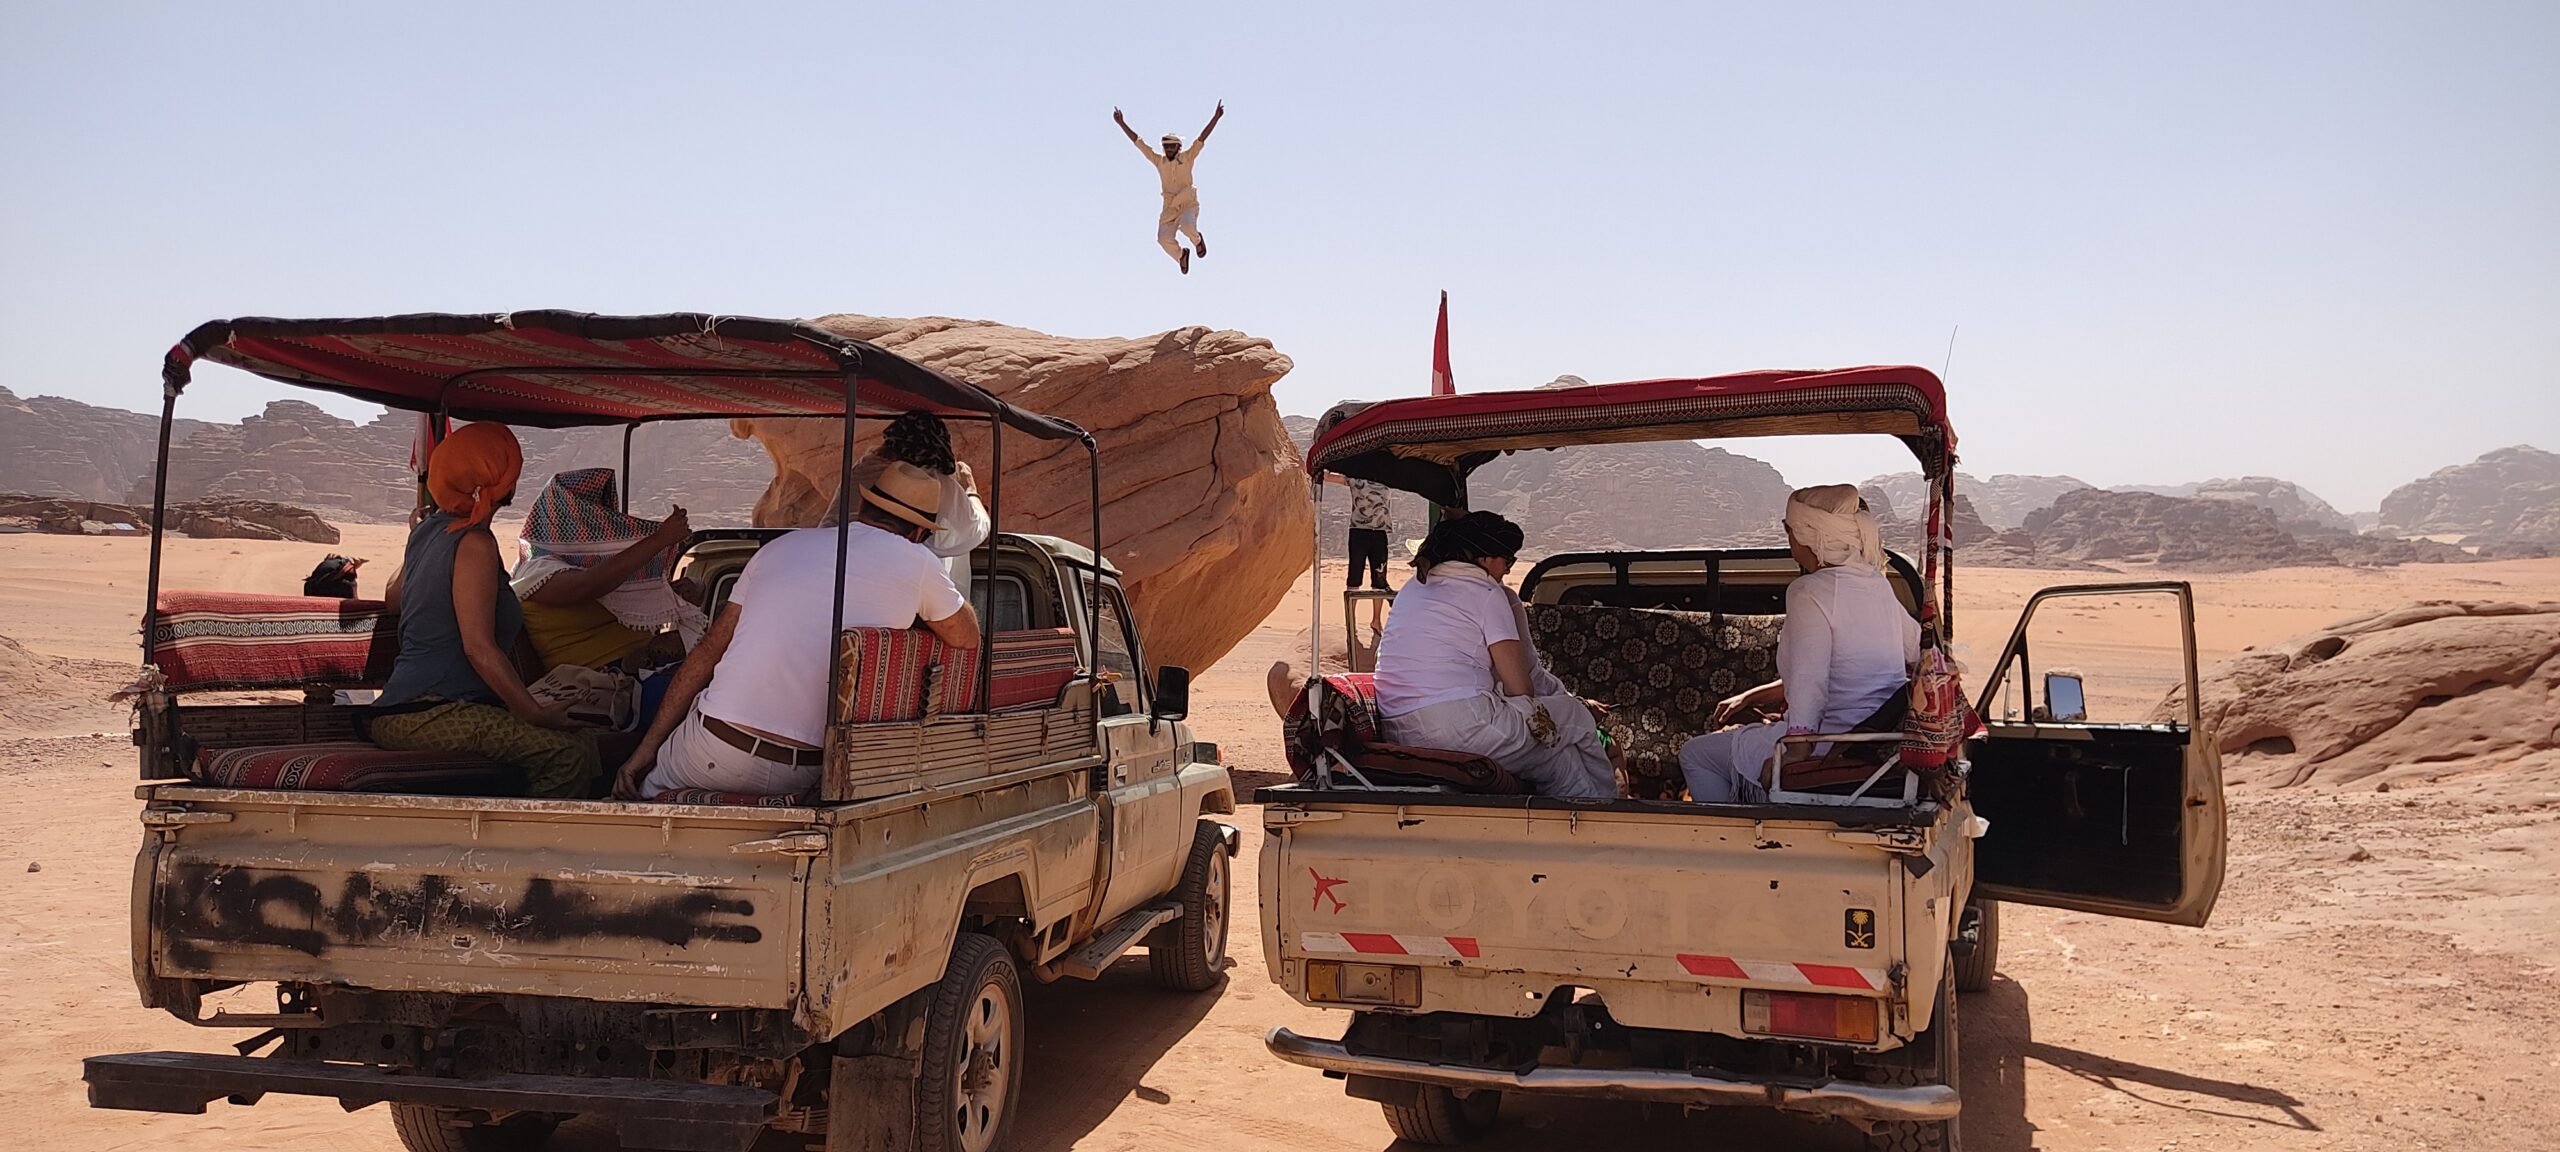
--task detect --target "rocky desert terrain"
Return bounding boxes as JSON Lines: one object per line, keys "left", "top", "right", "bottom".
{"left": 4, "top": 522, "right": 2558, "bottom": 1150}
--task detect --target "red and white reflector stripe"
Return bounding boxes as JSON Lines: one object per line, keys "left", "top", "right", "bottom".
{"left": 1301, "top": 932, "right": 1481, "bottom": 960}
{"left": 1677, "top": 954, "right": 1886, "bottom": 991}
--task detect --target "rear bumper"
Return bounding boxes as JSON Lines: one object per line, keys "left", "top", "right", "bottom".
{"left": 85, "top": 1051, "right": 777, "bottom": 1152}
{"left": 1264, "top": 1027, "right": 1958, "bottom": 1123}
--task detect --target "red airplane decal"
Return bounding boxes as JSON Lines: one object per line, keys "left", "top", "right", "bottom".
{"left": 1308, "top": 868, "right": 1348, "bottom": 913}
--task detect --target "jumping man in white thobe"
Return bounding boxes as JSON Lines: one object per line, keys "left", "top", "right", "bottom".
{"left": 1114, "top": 102, "right": 1223, "bottom": 273}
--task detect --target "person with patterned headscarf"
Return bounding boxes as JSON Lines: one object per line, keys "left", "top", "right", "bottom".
{"left": 369, "top": 421, "right": 602, "bottom": 798}
{"left": 1676, "top": 485, "right": 1919, "bottom": 803}
{"left": 510, "top": 468, "right": 704, "bottom": 674}
{"left": 1368, "top": 511, "right": 1622, "bottom": 799}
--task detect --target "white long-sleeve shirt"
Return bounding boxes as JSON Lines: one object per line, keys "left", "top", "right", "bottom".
{"left": 928, "top": 473, "right": 990, "bottom": 587}
{"left": 1778, "top": 564, "right": 1922, "bottom": 735}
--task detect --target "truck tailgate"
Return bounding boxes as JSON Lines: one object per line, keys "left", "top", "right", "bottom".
{"left": 1264, "top": 801, "right": 1950, "bottom": 1037}
{"left": 141, "top": 789, "right": 813, "bottom": 1009}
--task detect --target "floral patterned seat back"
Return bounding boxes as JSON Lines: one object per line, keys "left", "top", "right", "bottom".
{"left": 1527, "top": 603, "right": 1785, "bottom": 800}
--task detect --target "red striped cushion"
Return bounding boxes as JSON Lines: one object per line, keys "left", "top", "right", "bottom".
{"left": 988, "top": 627, "right": 1079, "bottom": 711}
{"left": 193, "top": 742, "right": 521, "bottom": 795}
{"left": 150, "top": 592, "right": 396, "bottom": 691}
{"left": 834, "top": 628, "right": 983, "bottom": 722}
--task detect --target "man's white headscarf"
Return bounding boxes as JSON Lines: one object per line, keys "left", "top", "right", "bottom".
{"left": 1783, "top": 484, "right": 1886, "bottom": 571}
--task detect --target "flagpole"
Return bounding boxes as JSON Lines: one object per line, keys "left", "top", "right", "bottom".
{"left": 1428, "top": 290, "right": 1455, "bottom": 528}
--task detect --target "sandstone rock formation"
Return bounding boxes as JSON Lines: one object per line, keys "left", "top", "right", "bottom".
{"left": 1866, "top": 471, "right": 2092, "bottom": 531}
{"left": 736, "top": 316, "right": 1312, "bottom": 674}
{"left": 0, "top": 494, "right": 341, "bottom": 543}
{"left": 2162, "top": 601, "right": 2560, "bottom": 788}
{"left": 2187, "top": 476, "right": 2354, "bottom": 532}
{"left": 0, "top": 385, "right": 205, "bottom": 503}
{"left": 2376, "top": 444, "right": 2560, "bottom": 546}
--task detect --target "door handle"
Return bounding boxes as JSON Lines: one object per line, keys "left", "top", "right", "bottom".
{"left": 1112, "top": 763, "right": 1131, "bottom": 784}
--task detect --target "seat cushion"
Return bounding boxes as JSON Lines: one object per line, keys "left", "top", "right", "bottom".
{"left": 649, "top": 787, "right": 815, "bottom": 808}
{"left": 1283, "top": 673, "right": 1381, "bottom": 780}
{"left": 150, "top": 592, "right": 397, "bottom": 692}
{"left": 1346, "top": 741, "right": 1526, "bottom": 794}
{"left": 1528, "top": 604, "right": 1784, "bottom": 800}
{"left": 1281, "top": 674, "right": 1520, "bottom": 793}
{"left": 988, "top": 627, "right": 1080, "bottom": 711}
{"left": 193, "top": 742, "right": 524, "bottom": 796}
{"left": 835, "top": 627, "right": 983, "bottom": 722}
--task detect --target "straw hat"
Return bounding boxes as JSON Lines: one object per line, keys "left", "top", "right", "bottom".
{"left": 861, "top": 461, "right": 946, "bottom": 533}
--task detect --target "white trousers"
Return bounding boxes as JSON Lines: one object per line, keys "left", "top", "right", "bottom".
{"left": 1381, "top": 691, "right": 1616, "bottom": 800}
{"left": 1157, "top": 202, "right": 1203, "bottom": 260}
{"left": 641, "top": 707, "right": 821, "bottom": 799}
{"left": 1678, "top": 723, "right": 1781, "bottom": 804}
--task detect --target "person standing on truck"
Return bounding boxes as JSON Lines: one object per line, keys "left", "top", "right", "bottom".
{"left": 1678, "top": 485, "right": 1919, "bottom": 802}
{"left": 609, "top": 461, "right": 981, "bottom": 800}
{"left": 1115, "top": 102, "right": 1223, "bottom": 273}
{"left": 369, "top": 421, "right": 602, "bottom": 798}
{"left": 836, "top": 411, "right": 991, "bottom": 588}
{"left": 1325, "top": 472, "right": 1396, "bottom": 640}
{"left": 1371, "top": 511, "right": 1621, "bottom": 798}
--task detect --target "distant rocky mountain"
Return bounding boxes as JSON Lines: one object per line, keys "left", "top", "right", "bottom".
{"left": 2375, "top": 445, "right": 2560, "bottom": 546}
{"left": 0, "top": 385, "right": 773, "bottom": 527}
{"left": 2107, "top": 476, "right": 2354, "bottom": 533}
{"left": 1863, "top": 471, "right": 2091, "bottom": 531}
{"left": 1285, "top": 415, "right": 1791, "bottom": 555}
{"left": 0, "top": 493, "right": 340, "bottom": 543}
{"left": 2016, "top": 489, "right": 2473, "bottom": 572}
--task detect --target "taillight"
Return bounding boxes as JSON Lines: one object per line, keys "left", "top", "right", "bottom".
{"left": 1742, "top": 989, "right": 1881, "bottom": 1044}
{"left": 1305, "top": 960, "right": 1421, "bottom": 1008}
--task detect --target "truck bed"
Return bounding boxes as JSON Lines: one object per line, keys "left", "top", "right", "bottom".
{"left": 1257, "top": 785, "right": 1966, "bottom": 1047}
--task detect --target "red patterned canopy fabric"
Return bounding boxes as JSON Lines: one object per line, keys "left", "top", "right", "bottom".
{"left": 164, "top": 311, "right": 1086, "bottom": 440}
{"left": 1306, "top": 367, "right": 1954, "bottom": 507}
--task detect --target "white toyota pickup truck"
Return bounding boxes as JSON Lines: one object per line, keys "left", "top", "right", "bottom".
{"left": 1258, "top": 367, "right": 2227, "bottom": 1152}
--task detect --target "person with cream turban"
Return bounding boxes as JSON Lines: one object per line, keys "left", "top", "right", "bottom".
{"left": 371, "top": 421, "right": 602, "bottom": 798}
{"left": 1676, "top": 485, "right": 1919, "bottom": 803}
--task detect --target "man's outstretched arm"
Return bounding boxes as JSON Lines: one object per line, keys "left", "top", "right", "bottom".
{"left": 1192, "top": 101, "right": 1225, "bottom": 150}
{"left": 1113, "top": 107, "right": 1152, "bottom": 156}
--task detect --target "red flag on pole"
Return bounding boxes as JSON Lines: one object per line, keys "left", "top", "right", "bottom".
{"left": 1430, "top": 290, "right": 1456, "bottom": 396}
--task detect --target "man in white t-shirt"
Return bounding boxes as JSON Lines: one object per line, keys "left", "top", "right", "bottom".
{"left": 611, "top": 462, "right": 980, "bottom": 799}
{"left": 1115, "top": 102, "right": 1223, "bottom": 274}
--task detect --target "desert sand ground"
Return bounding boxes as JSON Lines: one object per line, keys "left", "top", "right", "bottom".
{"left": 6, "top": 532, "right": 2559, "bottom": 1150}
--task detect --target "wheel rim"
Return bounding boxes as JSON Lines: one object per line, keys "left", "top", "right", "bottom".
{"left": 953, "top": 976, "right": 1014, "bottom": 1152}
{"left": 1201, "top": 847, "right": 1229, "bottom": 970}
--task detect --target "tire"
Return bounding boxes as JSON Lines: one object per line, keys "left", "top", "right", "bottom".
{"left": 918, "top": 933, "right": 1026, "bottom": 1152}
{"left": 390, "top": 1104, "right": 560, "bottom": 1152}
{"left": 1380, "top": 1084, "right": 1500, "bottom": 1145}
{"left": 1148, "top": 821, "right": 1232, "bottom": 992}
{"left": 1954, "top": 898, "right": 1999, "bottom": 994}
{"left": 1866, "top": 967, "right": 1961, "bottom": 1152}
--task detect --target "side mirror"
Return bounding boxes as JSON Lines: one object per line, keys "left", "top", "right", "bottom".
{"left": 2042, "top": 672, "right": 2087, "bottom": 723}
{"left": 1151, "top": 665, "right": 1192, "bottom": 723}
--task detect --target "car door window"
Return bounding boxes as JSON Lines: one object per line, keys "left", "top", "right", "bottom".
{"left": 1093, "top": 585, "right": 1144, "bottom": 708}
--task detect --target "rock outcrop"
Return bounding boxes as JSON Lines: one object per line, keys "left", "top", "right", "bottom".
{"left": 1865, "top": 471, "right": 2092, "bottom": 531}
{"left": 2187, "top": 476, "right": 2354, "bottom": 533}
{"left": 0, "top": 494, "right": 340, "bottom": 543}
{"left": 736, "top": 316, "right": 1312, "bottom": 674}
{"left": 2162, "top": 601, "right": 2560, "bottom": 788}
{"left": 2376, "top": 445, "right": 2560, "bottom": 546}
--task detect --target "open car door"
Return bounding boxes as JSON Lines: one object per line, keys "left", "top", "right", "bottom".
{"left": 1968, "top": 581, "right": 2228, "bottom": 926}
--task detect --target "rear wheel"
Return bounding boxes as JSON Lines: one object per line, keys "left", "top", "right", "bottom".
{"left": 389, "top": 1104, "right": 560, "bottom": 1152}
{"left": 1148, "top": 821, "right": 1232, "bottom": 992}
{"left": 1954, "top": 898, "right": 2000, "bottom": 994}
{"left": 1380, "top": 1084, "right": 1500, "bottom": 1145}
{"left": 1865, "top": 967, "right": 1961, "bottom": 1152}
{"left": 918, "top": 933, "right": 1025, "bottom": 1152}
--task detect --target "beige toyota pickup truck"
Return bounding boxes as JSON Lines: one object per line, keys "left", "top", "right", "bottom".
{"left": 1260, "top": 368, "right": 2227, "bottom": 1152}
{"left": 84, "top": 312, "right": 1237, "bottom": 1152}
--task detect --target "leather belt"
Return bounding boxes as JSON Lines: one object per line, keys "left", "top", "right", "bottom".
{"left": 700, "top": 714, "right": 825, "bottom": 767}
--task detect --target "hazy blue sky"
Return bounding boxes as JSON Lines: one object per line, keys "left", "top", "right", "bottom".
{"left": 4, "top": 1, "right": 2553, "bottom": 511}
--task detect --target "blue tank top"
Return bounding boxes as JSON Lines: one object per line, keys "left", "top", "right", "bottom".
{"left": 376, "top": 512, "right": 523, "bottom": 708}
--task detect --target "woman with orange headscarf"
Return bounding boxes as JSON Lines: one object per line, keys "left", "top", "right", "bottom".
{"left": 369, "top": 421, "right": 601, "bottom": 798}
